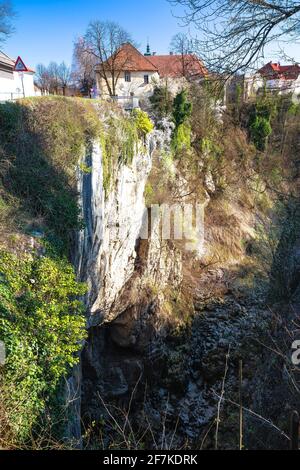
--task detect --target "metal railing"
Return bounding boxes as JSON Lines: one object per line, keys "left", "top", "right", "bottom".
{"left": 110, "top": 95, "right": 140, "bottom": 110}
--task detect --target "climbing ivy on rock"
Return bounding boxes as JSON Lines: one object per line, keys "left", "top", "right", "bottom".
{"left": 0, "top": 250, "right": 87, "bottom": 443}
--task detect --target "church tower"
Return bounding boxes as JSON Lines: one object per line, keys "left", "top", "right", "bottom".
{"left": 144, "top": 40, "right": 151, "bottom": 56}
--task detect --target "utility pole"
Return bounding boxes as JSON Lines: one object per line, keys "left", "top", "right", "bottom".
{"left": 19, "top": 72, "right": 25, "bottom": 98}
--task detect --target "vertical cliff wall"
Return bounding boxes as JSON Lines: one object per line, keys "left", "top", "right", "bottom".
{"left": 71, "top": 135, "right": 183, "bottom": 442}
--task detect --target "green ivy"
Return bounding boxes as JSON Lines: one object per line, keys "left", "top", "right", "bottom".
{"left": 100, "top": 110, "right": 152, "bottom": 196}
{"left": 0, "top": 249, "right": 87, "bottom": 443}
{"left": 0, "top": 97, "right": 101, "bottom": 255}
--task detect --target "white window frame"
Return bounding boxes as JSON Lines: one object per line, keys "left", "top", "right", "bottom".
{"left": 125, "top": 71, "right": 131, "bottom": 82}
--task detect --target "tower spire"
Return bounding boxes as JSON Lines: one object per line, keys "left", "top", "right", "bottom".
{"left": 144, "top": 38, "right": 151, "bottom": 56}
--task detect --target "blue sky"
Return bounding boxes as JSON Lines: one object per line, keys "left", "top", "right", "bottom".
{"left": 4, "top": 0, "right": 187, "bottom": 68}
{"left": 3, "top": 0, "right": 300, "bottom": 69}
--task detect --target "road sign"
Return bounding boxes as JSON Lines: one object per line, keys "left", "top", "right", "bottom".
{"left": 14, "top": 56, "right": 28, "bottom": 72}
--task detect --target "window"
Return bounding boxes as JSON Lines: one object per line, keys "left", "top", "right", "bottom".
{"left": 125, "top": 71, "right": 131, "bottom": 82}
{"left": 144, "top": 75, "right": 149, "bottom": 84}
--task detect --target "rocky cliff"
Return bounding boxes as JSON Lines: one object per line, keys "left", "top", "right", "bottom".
{"left": 73, "top": 109, "right": 299, "bottom": 450}
{"left": 71, "top": 133, "right": 185, "bottom": 445}
{"left": 70, "top": 130, "right": 269, "bottom": 450}
{"left": 1, "top": 96, "right": 298, "bottom": 450}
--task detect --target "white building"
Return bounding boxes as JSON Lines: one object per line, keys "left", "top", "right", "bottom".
{"left": 244, "top": 62, "right": 300, "bottom": 101}
{"left": 95, "top": 43, "right": 208, "bottom": 106}
{"left": 0, "top": 51, "right": 37, "bottom": 101}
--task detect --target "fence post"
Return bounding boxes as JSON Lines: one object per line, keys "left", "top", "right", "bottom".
{"left": 290, "top": 410, "right": 299, "bottom": 450}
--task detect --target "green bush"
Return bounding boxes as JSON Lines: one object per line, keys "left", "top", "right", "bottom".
{"left": 132, "top": 109, "right": 154, "bottom": 136}
{"left": 248, "top": 97, "right": 277, "bottom": 151}
{"left": 172, "top": 90, "right": 192, "bottom": 128}
{"left": 171, "top": 90, "right": 192, "bottom": 153}
{"left": 249, "top": 115, "right": 272, "bottom": 151}
{"left": 0, "top": 249, "right": 87, "bottom": 443}
{"left": 0, "top": 97, "right": 95, "bottom": 446}
{"left": 172, "top": 122, "right": 191, "bottom": 152}
{"left": 149, "top": 85, "right": 173, "bottom": 120}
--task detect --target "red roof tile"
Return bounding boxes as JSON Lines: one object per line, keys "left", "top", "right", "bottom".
{"left": 97, "top": 43, "right": 208, "bottom": 78}
{"left": 148, "top": 54, "right": 208, "bottom": 79}
{"left": 258, "top": 62, "right": 300, "bottom": 80}
{"left": 98, "top": 43, "right": 158, "bottom": 72}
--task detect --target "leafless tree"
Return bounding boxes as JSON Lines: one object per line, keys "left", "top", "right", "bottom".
{"left": 82, "top": 20, "right": 134, "bottom": 96}
{"left": 170, "top": 32, "right": 194, "bottom": 56}
{"left": 47, "top": 62, "right": 61, "bottom": 94}
{"left": 170, "top": 0, "right": 300, "bottom": 74}
{"left": 72, "top": 37, "right": 96, "bottom": 97}
{"left": 57, "top": 62, "right": 71, "bottom": 96}
{"left": 35, "top": 62, "right": 72, "bottom": 96}
{"left": 0, "top": 1, "right": 14, "bottom": 44}
{"left": 170, "top": 32, "right": 196, "bottom": 78}
{"left": 35, "top": 64, "right": 51, "bottom": 95}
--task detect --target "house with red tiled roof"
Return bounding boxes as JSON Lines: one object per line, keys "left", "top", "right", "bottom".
{"left": 95, "top": 42, "right": 207, "bottom": 103}
{"left": 244, "top": 61, "right": 300, "bottom": 100}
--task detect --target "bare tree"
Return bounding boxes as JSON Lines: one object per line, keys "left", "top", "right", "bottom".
{"left": 35, "top": 62, "right": 72, "bottom": 96}
{"left": 170, "top": 32, "right": 198, "bottom": 78}
{"left": 72, "top": 37, "right": 96, "bottom": 97}
{"left": 82, "top": 20, "right": 134, "bottom": 96}
{"left": 47, "top": 62, "right": 60, "bottom": 94}
{"left": 170, "top": 0, "right": 300, "bottom": 74}
{"left": 35, "top": 64, "right": 51, "bottom": 95}
{"left": 57, "top": 62, "right": 71, "bottom": 96}
{"left": 0, "top": 1, "right": 14, "bottom": 44}
{"left": 170, "top": 32, "right": 194, "bottom": 56}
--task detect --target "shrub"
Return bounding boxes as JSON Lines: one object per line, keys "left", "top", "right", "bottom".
{"left": 0, "top": 97, "right": 94, "bottom": 446}
{"left": 172, "top": 122, "right": 191, "bottom": 152}
{"left": 172, "top": 89, "right": 192, "bottom": 128}
{"left": 248, "top": 97, "right": 277, "bottom": 151}
{"left": 149, "top": 85, "right": 173, "bottom": 120}
{"left": 171, "top": 90, "right": 193, "bottom": 153}
{"left": 0, "top": 249, "right": 87, "bottom": 443}
{"left": 132, "top": 109, "right": 154, "bottom": 136}
{"left": 249, "top": 115, "right": 272, "bottom": 151}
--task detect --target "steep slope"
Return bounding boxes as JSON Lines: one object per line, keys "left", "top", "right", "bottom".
{"left": 0, "top": 94, "right": 299, "bottom": 450}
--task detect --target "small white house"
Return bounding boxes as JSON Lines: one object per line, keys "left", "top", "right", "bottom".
{"left": 244, "top": 62, "right": 300, "bottom": 101}
{"left": 0, "top": 50, "right": 37, "bottom": 101}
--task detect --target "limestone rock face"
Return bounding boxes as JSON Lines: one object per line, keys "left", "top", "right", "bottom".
{"left": 76, "top": 139, "right": 156, "bottom": 324}
{"left": 73, "top": 137, "right": 183, "bottom": 432}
